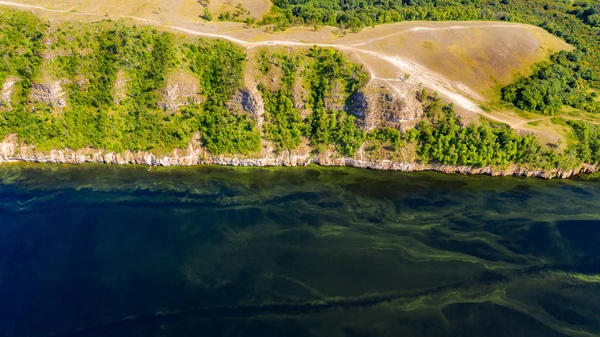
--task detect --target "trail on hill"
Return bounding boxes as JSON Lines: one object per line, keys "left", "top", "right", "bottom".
{"left": 166, "top": 25, "right": 485, "bottom": 114}
{"left": 0, "top": 0, "right": 549, "bottom": 132}
{"left": 349, "top": 23, "right": 528, "bottom": 47}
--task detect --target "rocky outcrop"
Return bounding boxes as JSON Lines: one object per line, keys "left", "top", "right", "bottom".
{"left": 380, "top": 93, "right": 422, "bottom": 123}
{"left": 39, "top": 48, "right": 72, "bottom": 60}
{"left": 0, "top": 135, "right": 595, "bottom": 179}
{"left": 73, "top": 74, "right": 89, "bottom": 89}
{"left": 0, "top": 76, "right": 19, "bottom": 107}
{"left": 291, "top": 78, "right": 310, "bottom": 116}
{"left": 158, "top": 70, "right": 201, "bottom": 110}
{"left": 347, "top": 89, "right": 424, "bottom": 130}
{"left": 324, "top": 80, "right": 346, "bottom": 112}
{"left": 113, "top": 70, "right": 129, "bottom": 105}
{"left": 241, "top": 87, "right": 264, "bottom": 116}
{"left": 347, "top": 91, "right": 369, "bottom": 118}
{"left": 228, "top": 87, "right": 264, "bottom": 116}
{"left": 30, "top": 80, "right": 67, "bottom": 107}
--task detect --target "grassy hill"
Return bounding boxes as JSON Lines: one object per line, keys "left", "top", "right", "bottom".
{"left": 6, "top": 0, "right": 270, "bottom": 24}
{"left": 343, "top": 22, "right": 573, "bottom": 100}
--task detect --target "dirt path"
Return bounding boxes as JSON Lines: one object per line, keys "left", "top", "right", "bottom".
{"left": 349, "top": 23, "right": 528, "bottom": 47}
{"left": 0, "top": 0, "right": 97, "bottom": 15}
{"left": 0, "top": 0, "right": 560, "bottom": 133}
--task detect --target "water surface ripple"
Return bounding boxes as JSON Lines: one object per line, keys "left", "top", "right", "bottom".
{"left": 0, "top": 164, "right": 599, "bottom": 337}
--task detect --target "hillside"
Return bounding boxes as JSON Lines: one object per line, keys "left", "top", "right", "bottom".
{"left": 0, "top": 2, "right": 599, "bottom": 175}
{"left": 0, "top": 1, "right": 574, "bottom": 119}
{"left": 0, "top": 0, "right": 271, "bottom": 24}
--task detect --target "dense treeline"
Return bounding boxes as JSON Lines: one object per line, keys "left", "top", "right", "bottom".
{"left": 401, "top": 104, "right": 597, "bottom": 169}
{"left": 259, "top": 47, "right": 367, "bottom": 156}
{"left": 262, "top": 0, "right": 600, "bottom": 115}
{"left": 366, "top": 126, "right": 404, "bottom": 151}
{"left": 567, "top": 120, "right": 600, "bottom": 164}
{"left": 502, "top": 50, "right": 600, "bottom": 115}
{"left": 184, "top": 40, "right": 260, "bottom": 154}
{"left": 414, "top": 104, "right": 550, "bottom": 167}
{"left": 305, "top": 47, "right": 367, "bottom": 156}
{"left": 261, "top": 88, "right": 303, "bottom": 151}
{"left": 262, "top": 0, "right": 482, "bottom": 30}
{"left": 570, "top": 1, "right": 600, "bottom": 28}
{"left": 358, "top": 102, "right": 599, "bottom": 169}
{"left": 0, "top": 12, "right": 260, "bottom": 154}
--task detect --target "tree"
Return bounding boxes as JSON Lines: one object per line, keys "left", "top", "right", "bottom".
{"left": 218, "top": 11, "right": 231, "bottom": 21}
{"left": 587, "top": 14, "right": 600, "bottom": 27}
{"left": 245, "top": 16, "right": 256, "bottom": 28}
{"left": 202, "top": 8, "right": 212, "bottom": 21}
{"left": 336, "top": 22, "right": 346, "bottom": 36}
{"left": 312, "top": 20, "right": 321, "bottom": 31}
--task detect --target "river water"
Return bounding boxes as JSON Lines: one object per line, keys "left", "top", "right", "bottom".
{"left": 0, "top": 164, "right": 598, "bottom": 337}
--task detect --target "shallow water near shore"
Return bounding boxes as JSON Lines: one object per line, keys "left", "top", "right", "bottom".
{"left": 0, "top": 163, "right": 599, "bottom": 337}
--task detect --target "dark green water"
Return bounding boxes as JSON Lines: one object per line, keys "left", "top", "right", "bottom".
{"left": 0, "top": 164, "right": 599, "bottom": 337}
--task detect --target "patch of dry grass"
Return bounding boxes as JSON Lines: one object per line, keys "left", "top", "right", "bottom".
{"left": 345, "top": 22, "right": 571, "bottom": 101}
{"left": 207, "top": 0, "right": 271, "bottom": 22}
{"left": 9, "top": 0, "right": 271, "bottom": 23}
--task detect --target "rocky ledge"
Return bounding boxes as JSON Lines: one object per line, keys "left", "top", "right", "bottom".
{"left": 0, "top": 135, "right": 596, "bottom": 179}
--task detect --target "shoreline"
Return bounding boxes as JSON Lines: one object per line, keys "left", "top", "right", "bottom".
{"left": 1, "top": 138, "right": 596, "bottom": 179}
